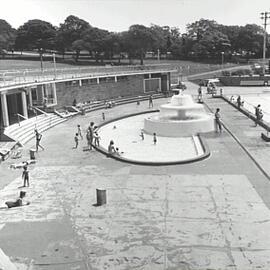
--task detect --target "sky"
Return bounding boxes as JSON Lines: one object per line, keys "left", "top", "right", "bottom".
{"left": 1, "top": 0, "right": 270, "bottom": 33}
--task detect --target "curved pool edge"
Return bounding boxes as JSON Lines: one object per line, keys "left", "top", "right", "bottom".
{"left": 94, "top": 111, "right": 211, "bottom": 166}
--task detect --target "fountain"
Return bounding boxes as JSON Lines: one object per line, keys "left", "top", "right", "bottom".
{"left": 144, "top": 92, "right": 215, "bottom": 137}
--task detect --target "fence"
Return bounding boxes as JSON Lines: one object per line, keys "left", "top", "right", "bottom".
{"left": 0, "top": 64, "right": 178, "bottom": 89}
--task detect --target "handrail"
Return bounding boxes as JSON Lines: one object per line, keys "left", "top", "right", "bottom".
{"left": 54, "top": 109, "right": 65, "bottom": 118}
{"left": 17, "top": 113, "right": 27, "bottom": 120}
{"left": 0, "top": 64, "right": 178, "bottom": 89}
{"left": 16, "top": 113, "right": 27, "bottom": 126}
{"left": 31, "top": 106, "right": 49, "bottom": 116}
{"left": 0, "top": 63, "right": 174, "bottom": 75}
{"left": 232, "top": 98, "right": 270, "bottom": 117}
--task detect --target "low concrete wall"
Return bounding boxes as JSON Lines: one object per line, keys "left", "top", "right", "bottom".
{"left": 95, "top": 110, "right": 210, "bottom": 166}
{"left": 219, "top": 76, "right": 270, "bottom": 86}
{"left": 221, "top": 95, "right": 270, "bottom": 132}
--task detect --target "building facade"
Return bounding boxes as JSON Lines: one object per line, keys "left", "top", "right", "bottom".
{"left": 0, "top": 66, "right": 177, "bottom": 128}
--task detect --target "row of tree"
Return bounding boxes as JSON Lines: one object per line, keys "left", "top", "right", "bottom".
{"left": 0, "top": 16, "right": 269, "bottom": 64}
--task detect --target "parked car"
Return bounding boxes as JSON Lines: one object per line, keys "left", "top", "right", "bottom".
{"left": 171, "top": 82, "right": 187, "bottom": 90}
{"left": 207, "top": 82, "right": 217, "bottom": 94}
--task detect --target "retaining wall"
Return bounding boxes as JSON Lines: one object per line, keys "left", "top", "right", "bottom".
{"left": 55, "top": 75, "right": 145, "bottom": 108}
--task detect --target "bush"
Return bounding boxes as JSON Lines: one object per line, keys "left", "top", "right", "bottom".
{"left": 221, "top": 70, "right": 230, "bottom": 76}
{"left": 231, "top": 69, "right": 252, "bottom": 76}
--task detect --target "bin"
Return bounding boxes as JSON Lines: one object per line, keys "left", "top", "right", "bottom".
{"left": 29, "top": 149, "right": 36, "bottom": 160}
{"left": 96, "top": 189, "right": 106, "bottom": 206}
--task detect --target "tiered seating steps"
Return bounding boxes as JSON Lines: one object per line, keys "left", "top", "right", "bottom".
{"left": 4, "top": 113, "right": 67, "bottom": 146}
{"left": 79, "top": 93, "right": 167, "bottom": 113}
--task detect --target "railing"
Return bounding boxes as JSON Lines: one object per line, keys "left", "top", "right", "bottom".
{"left": 0, "top": 64, "right": 177, "bottom": 89}
{"left": 16, "top": 113, "right": 27, "bottom": 126}
{"left": 32, "top": 97, "right": 56, "bottom": 108}
{"left": 31, "top": 106, "right": 48, "bottom": 116}
{"left": 227, "top": 96, "right": 270, "bottom": 131}
{"left": 237, "top": 99, "right": 270, "bottom": 123}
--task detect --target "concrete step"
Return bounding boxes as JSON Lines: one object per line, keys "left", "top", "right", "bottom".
{"left": 5, "top": 114, "right": 47, "bottom": 133}
{"left": 4, "top": 114, "right": 66, "bottom": 145}
{"left": 8, "top": 115, "right": 61, "bottom": 137}
{"left": 83, "top": 94, "right": 165, "bottom": 113}
{"left": 17, "top": 117, "right": 66, "bottom": 145}
{"left": 19, "top": 118, "right": 66, "bottom": 145}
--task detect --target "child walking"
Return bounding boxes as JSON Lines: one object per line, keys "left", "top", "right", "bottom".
{"left": 35, "top": 129, "right": 44, "bottom": 152}
{"left": 93, "top": 131, "right": 101, "bottom": 147}
{"left": 74, "top": 133, "right": 79, "bottom": 149}
{"left": 77, "top": 124, "right": 83, "bottom": 139}
{"left": 140, "top": 130, "right": 144, "bottom": 140}
{"left": 153, "top": 133, "right": 157, "bottom": 145}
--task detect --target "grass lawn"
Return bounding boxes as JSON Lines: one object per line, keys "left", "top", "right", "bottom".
{"left": 0, "top": 59, "right": 73, "bottom": 71}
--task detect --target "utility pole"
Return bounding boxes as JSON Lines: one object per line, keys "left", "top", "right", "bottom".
{"left": 221, "top": 52, "right": 224, "bottom": 69}
{"left": 40, "top": 48, "right": 44, "bottom": 73}
{"left": 260, "top": 11, "right": 270, "bottom": 74}
{"left": 52, "top": 53, "right": 56, "bottom": 78}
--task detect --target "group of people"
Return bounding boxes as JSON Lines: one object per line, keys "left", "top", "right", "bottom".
{"left": 74, "top": 122, "right": 101, "bottom": 150}
{"left": 7, "top": 128, "right": 45, "bottom": 209}
{"left": 230, "top": 95, "right": 244, "bottom": 108}
{"left": 105, "top": 100, "right": 116, "bottom": 109}
{"left": 215, "top": 101, "right": 265, "bottom": 133}
{"left": 139, "top": 130, "right": 157, "bottom": 144}
{"left": 107, "top": 140, "right": 122, "bottom": 156}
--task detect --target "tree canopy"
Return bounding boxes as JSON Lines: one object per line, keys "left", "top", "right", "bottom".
{"left": 15, "top": 19, "right": 56, "bottom": 52}
{"left": 56, "top": 15, "right": 90, "bottom": 54}
{"left": 0, "top": 15, "right": 268, "bottom": 62}
{"left": 0, "top": 19, "right": 16, "bottom": 53}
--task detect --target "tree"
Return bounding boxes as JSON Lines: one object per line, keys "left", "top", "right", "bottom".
{"left": 82, "top": 27, "right": 110, "bottom": 62}
{"left": 237, "top": 24, "right": 264, "bottom": 57}
{"left": 15, "top": 19, "right": 56, "bottom": 52}
{"left": 71, "top": 39, "right": 85, "bottom": 62}
{"left": 186, "top": 19, "right": 218, "bottom": 41}
{"left": 56, "top": 15, "right": 90, "bottom": 55}
{"left": 0, "top": 19, "right": 16, "bottom": 54}
{"left": 167, "top": 27, "right": 182, "bottom": 58}
{"left": 103, "top": 32, "right": 121, "bottom": 60}
{"left": 218, "top": 25, "right": 241, "bottom": 51}
{"left": 150, "top": 24, "right": 170, "bottom": 53}
{"left": 186, "top": 19, "right": 230, "bottom": 60}
{"left": 126, "top": 24, "right": 154, "bottom": 65}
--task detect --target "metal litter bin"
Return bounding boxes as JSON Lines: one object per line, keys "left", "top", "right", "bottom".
{"left": 96, "top": 189, "right": 106, "bottom": 206}
{"left": 29, "top": 149, "right": 36, "bottom": 160}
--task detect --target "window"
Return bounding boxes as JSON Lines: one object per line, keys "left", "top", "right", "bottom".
{"left": 144, "top": 78, "right": 161, "bottom": 93}
{"left": 117, "top": 76, "right": 128, "bottom": 81}
{"left": 82, "top": 79, "right": 89, "bottom": 85}
{"left": 31, "top": 88, "right": 37, "bottom": 101}
{"left": 65, "top": 81, "right": 72, "bottom": 87}
{"left": 99, "top": 77, "right": 115, "bottom": 83}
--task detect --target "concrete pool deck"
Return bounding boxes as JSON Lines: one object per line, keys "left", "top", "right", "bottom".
{"left": 1, "top": 84, "right": 270, "bottom": 269}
